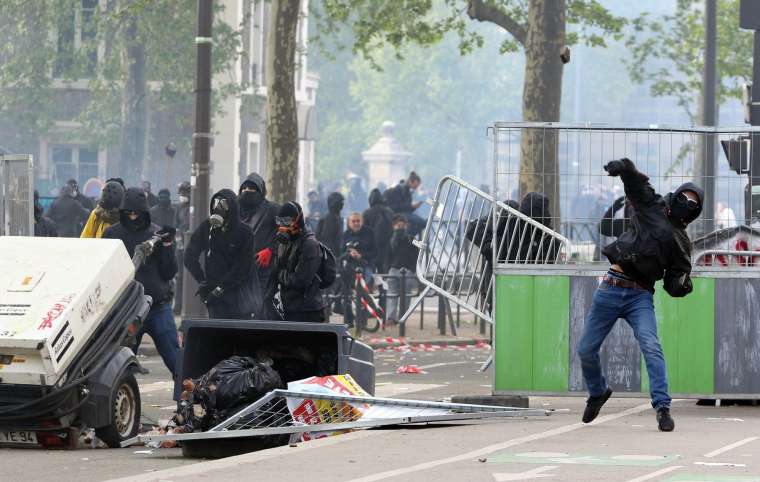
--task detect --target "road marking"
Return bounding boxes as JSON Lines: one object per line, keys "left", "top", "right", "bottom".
{"left": 376, "top": 360, "right": 472, "bottom": 376}
{"left": 704, "top": 437, "right": 758, "bottom": 458}
{"left": 492, "top": 465, "right": 557, "bottom": 481}
{"left": 625, "top": 466, "right": 683, "bottom": 482}
{"left": 489, "top": 452, "right": 677, "bottom": 467}
{"left": 346, "top": 402, "right": 652, "bottom": 482}
{"left": 694, "top": 462, "right": 747, "bottom": 468}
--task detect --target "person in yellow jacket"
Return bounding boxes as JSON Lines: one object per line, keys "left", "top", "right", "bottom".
{"left": 80, "top": 181, "right": 125, "bottom": 238}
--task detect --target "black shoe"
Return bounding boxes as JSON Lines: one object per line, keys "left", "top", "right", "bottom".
{"left": 582, "top": 388, "right": 613, "bottom": 423}
{"left": 657, "top": 407, "right": 675, "bottom": 432}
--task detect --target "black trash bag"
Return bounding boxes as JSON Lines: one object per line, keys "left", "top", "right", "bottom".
{"left": 198, "top": 356, "right": 284, "bottom": 411}
{"left": 172, "top": 356, "right": 284, "bottom": 432}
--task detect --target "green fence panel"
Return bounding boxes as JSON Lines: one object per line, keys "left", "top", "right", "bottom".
{"left": 642, "top": 278, "right": 715, "bottom": 395}
{"left": 495, "top": 275, "right": 569, "bottom": 392}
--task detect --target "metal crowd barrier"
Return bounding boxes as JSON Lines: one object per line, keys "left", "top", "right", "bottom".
{"left": 0, "top": 154, "right": 34, "bottom": 236}
{"left": 399, "top": 175, "right": 569, "bottom": 328}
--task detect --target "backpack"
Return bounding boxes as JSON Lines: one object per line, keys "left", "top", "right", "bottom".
{"left": 316, "top": 242, "right": 337, "bottom": 289}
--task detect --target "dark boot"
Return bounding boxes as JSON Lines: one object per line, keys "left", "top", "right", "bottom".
{"left": 582, "top": 387, "right": 613, "bottom": 423}
{"left": 657, "top": 407, "right": 675, "bottom": 432}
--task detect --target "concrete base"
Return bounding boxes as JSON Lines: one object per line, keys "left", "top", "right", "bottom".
{"left": 450, "top": 394, "right": 529, "bottom": 408}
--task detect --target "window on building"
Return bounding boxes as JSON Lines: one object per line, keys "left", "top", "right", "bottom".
{"left": 53, "top": 0, "right": 99, "bottom": 78}
{"left": 49, "top": 144, "right": 99, "bottom": 189}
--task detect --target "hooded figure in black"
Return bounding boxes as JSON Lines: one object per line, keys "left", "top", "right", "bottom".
{"left": 362, "top": 188, "right": 394, "bottom": 273}
{"left": 239, "top": 172, "right": 281, "bottom": 291}
{"left": 103, "top": 188, "right": 179, "bottom": 375}
{"left": 47, "top": 184, "right": 91, "bottom": 237}
{"left": 150, "top": 188, "right": 176, "bottom": 228}
{"left": 316, "top": 192, "right": 344, "bottom": 258}
{"left": 269, "top": 201, "right": 325, "bottom": 323}
{"left": 33, "top": 190, "right": 57, "bottom": 237}
{"left": 184, "top": 189, "right": 255, "bottom": 319}
{"left": 66, "top": 178, "right": 95, "bottom": 211}
{"left": 577, "top": 157, "right": 703, "bottom": 433}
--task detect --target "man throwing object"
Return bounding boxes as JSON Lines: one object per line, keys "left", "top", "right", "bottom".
{"left": 578, "top": 158, "right": 703, "bottom": 432}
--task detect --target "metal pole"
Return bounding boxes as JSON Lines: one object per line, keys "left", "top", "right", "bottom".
{"left": 701, "top": 0, "right": 717, "bottom": 233}
{"left": 182, "top": 0, "right": 213, "bottom": 318}
{"left": 399, "top": 269, "right": 407, "bottom": 338}
{"left": 437, "top": 294, "right": 446, "bottom": 336}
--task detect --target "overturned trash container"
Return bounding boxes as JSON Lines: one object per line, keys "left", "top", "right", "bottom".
{"left": 174, "top": 319, "right": 375, "bottom": 457}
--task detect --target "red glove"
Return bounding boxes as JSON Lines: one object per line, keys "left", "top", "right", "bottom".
{"left": 256, "top": 247, "right": 273, "bottom": 268}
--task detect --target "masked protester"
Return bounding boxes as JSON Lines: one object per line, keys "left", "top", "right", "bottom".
{"left": 150, "top": 189, "right": 176, "bottom": 228}
{"left": 577, "top": 158, "right": 703, "bottom": 433}
{"left": 141, "top": 181, "right": 159, "bottom": 208}
{"left": 103, "top": 188, "right": 179, "bottom": 376}
{"left": 316, "top": 192, "right": 344, "bottom": 259}
{"left": 239, "top": 173, "right": 280, "bottom": 294}
{"left": 47, "top": 184, "right": 91, "bottom": 237}
{"left": 33, "top": 190, "right": 58, "bottom": 237}
{"left": 269, "top": 202, "right": 325, "bottom": 323}
{"left": 362, "top": 188, "right": 394, "bottom": 273}
{"left": 66, "top": 178, "right": 95, "bottom": 211}
{"left": 80, "top": 181, "right": 125, "bottom": 238}
{"left": 384, "top": 171, "right": 425, "bottom": 237}
{"left": 184, "top": 189, "right": 255, "bottom": 319}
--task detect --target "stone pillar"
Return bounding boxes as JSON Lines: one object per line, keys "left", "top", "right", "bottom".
{"left": 362, "top": 121, "right": 411, "bottom": 190}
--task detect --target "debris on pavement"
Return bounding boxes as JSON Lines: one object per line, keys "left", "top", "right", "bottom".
{"left": 396, "top": 365, "right": 426, "bottom": 374}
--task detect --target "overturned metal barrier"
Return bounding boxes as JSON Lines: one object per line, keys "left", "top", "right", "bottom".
{"left": 122, "top": 389, "right": 553, "bottom": 447}
{"left": 400, "top": 176, "right": 569, "bottom": 329}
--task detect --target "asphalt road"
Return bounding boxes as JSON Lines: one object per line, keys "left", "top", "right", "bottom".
{"left": 0, "top": 343, "right": 494, "bottom": 482}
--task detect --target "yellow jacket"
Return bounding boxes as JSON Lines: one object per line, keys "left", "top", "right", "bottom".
{"left": 80, "top": 207, "right": 118, "bottom": 239}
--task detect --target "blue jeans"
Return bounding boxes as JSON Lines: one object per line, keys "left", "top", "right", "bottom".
{"left": 576, "top": 281, "right": 671, "bottom": 410}
{"left": 133, "top": 303, "right": 179, "bottom": 378}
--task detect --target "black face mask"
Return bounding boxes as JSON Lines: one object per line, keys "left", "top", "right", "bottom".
{"left": 125, "top": 214, "right": 145, "bottom": 232}
{"left": 669, "top": 193, "right": 699, "bottom": 226}
{"left": 276, "top": 231, "right": 291, "bottom": 244}
{"left": 239, "top": 191, "right": 263, "bottom": 209}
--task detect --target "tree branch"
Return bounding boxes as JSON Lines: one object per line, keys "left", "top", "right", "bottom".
{"left": 467, "top": 0, "right": 526, "bottom": 46}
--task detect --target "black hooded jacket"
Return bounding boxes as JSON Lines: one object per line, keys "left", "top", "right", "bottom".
{"left": 362, "top": 189, "right": 394, "bottom": 272}
{"left": 384, "top": 181, "right": 415, "bottom": 214}
{"left": 103, "top": 188, "right": 178, "bottom": 305}
{"left": 239, "top": 173, "right": 281, "bottom": 254}
{"left": 601, "top": 158, "right": 703, "bottom": 296}
{"left": 34, "top": 204, "right": 58, "bottom": 237}
{"left": 316, "top": 192, "right": 344, "bottom": 257}
{"left": 184, "top": 189, "right": 254, "bottom": 294}
{"left": 272, "top": 231, "right": 325, "bottom": 314}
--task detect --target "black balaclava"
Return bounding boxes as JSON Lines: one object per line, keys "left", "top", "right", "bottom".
{"left": 158, "top": 189, "right": 171, "bottom": 208}
{"left": 119, "top": 187, "right": 151, "bottom": 232}
{"left": 666, "top": 182, "right": 704, "bottom": 228}
{"left": 239, "top": 180, "right": 264, "bottom": 211}
{"left": 100, "top": 181, "right": 125, "bottom": 210}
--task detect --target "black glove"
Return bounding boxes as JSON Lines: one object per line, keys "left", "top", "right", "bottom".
{"left": 196, "top": 282, "right": 211, "bottom": 303}
{"left": 664, "top": 272, "right": 693, "bottom": 298}
{"left": 156, "top": 226, "right": 177, "bottom": 244}
{"left": 612, "top": 196, "right": 626, "bottom": 211}
{"left": 604, "top": 157, "right": 636, "bottom": 177}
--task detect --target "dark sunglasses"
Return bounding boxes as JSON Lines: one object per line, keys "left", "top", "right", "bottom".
{"left": 677, "top": 192, "right": 699, "bottom": 209}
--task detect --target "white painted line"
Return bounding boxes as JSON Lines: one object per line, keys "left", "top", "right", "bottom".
{"left": 704, "top": 436, "right": 758, "bottom": 458}
{"left": 624, "top": 465, "right": 683, "bottom": 482}
{"left": 346, "top": 402, "right": 653, "bottom": 482}
{"left": 493, "top": 465, "right": 557, "bottom": 481}
{"left": 695, "top": 461, "right": 747, "bottom": 468}
{"left": 138, "top": 381, "right": 174, "bottom": 394}
{"left": 375, "top": 383, "right": 443, "bottom": 398}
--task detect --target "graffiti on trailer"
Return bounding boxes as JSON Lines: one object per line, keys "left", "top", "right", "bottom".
{"left": 79, "top": 283, "right": 104, "bottom": 323}
{"left": 38, "top": 294, "right": 77, "bottom": 330}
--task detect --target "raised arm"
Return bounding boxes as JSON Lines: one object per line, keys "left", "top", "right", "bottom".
{"left": 603, "top": 158, "right": 657, "bottom": 208}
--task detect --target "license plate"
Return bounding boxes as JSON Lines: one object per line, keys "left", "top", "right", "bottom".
{"left": 0, "top": 431, "right": 37, "bottom": 445}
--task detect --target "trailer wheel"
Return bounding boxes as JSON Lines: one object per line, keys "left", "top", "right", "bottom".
{"left": 96, "top": 371, "right": 141, "bottom": 448}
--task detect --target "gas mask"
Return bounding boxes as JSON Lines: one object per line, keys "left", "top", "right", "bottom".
{"left": 275, "top": 214, "right": 301, "bottom": 244}
{"left": 210, "top": 197, "right": 229, "bottom": 230}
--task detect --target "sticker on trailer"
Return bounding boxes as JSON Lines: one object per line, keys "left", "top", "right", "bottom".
{"left": 51, "top": 321, "right": 75, "bottom": 363}
{"left": 6, "top": 271, "right": 45, "bottom": 292}
{"left": 0, "top": 304, "right": 30, "bottom": 316}
{"left": 38, "top": 294, "right": 76, "bottom": 330}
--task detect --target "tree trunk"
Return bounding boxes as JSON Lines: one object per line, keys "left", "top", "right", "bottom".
{"left": 119, "top": 11, "right": 147, "bottom": 184}
{"left": 519, "top": 0, "right": 565, "bottom": 224}
{"left": 265, "top": 0, "right": 301, "bottom": 204}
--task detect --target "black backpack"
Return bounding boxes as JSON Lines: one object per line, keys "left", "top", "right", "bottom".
{"left": 316, "top": 242, "right": 337, "bottom": 289}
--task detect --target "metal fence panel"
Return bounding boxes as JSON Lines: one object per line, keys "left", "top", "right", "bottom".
{"left": 0, "top": 155, "right": 34, "bottom": 237}
{"left": 493, "top": 123, "right": 760, "bottom": 275}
